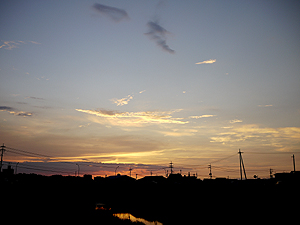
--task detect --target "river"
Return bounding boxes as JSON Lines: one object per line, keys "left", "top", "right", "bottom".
{"left": 113, "top": 213, "right": 163, "bottom": 225}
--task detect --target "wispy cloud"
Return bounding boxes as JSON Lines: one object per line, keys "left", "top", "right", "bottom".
{"left": 110, "top": 91, "right": 146, "bottom": 106}
{"left": 110, "top": 95, "right": 133, "bottom": 106}
{"left": 0, "top": 106, "right": 33, "bottom": 117}
{"left": 229, "top": 119, "right": 242, "bottom": 124}
{"left": 28, "top": 41, "right": 41, "bottom": 45}
{"left": 258, "top": 104, "right": 273, "bottom": 107}
{"left": 0, "top": 40, "right": 40, "bottom": 50}
{"left": 25, "top": 96, "right": 45, "bottom": 100}
{"left": 0, "top": 41, "right": 20, "bottom": 50}
{"left": 189, "top": 115, "right": 215, "bottom": 119}
{"left": 210, "top": 124, "right": 300, "bottom": 151}
{"left": 195, "top": 59, "right": 216, "bottom": 64}
{"left": 92, "top": 3, "right": 129, "bottom": 22}
{"left": 78, "top": 123, "right": 91, "bottom": 128}
{"left": 76, "top": 108, "right": 187, "bottom": 126}
{"left": 160, "top": 129, "right": 198, "bottom": 137}
{"left": 145, "top": 21, "right": 175, "bottom": 54}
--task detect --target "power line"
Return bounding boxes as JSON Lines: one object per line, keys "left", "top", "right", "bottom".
{"left": 3, "top": 161, "right": 73, "bottom": 172}
{"left": 244, "top": 151, "right": 300, "bottom": 155}
{"left": 210, "top": 153, "right": 237, "bottom": 164}
{"left": 6, "top": 146, "right": 52, "bottom": 158}
{"left": 4, "top": 145, "right": 140, "bottom": 175}
{"left": 2, "top": 161, "right": 72, "bottom": 174}
{"left": 6, "top": 148, "right": 48, "bottom": 158}
{"left": 4, "top": 145, "right": 298, "bottom": 178}
{"left": 175, "top": 154, "right": 238, "bottom": 170}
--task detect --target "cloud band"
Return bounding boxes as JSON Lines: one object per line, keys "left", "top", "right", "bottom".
{"left": 195, "top": 59, "right": 216, "bottom": 64}
{"left": 76, "top": 108, "right": 187, "bottom": 125}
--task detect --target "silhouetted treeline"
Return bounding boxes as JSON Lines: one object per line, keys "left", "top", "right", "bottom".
{"left": 1, "top": 171, "right": 299, "bottom": 224}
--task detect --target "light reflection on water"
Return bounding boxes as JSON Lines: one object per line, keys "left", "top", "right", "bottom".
{"left": 113, "top": 213, "right": 163, "bottom": 225}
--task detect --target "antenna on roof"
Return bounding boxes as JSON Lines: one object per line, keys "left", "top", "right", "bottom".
{"left": 169, "top": 161, "right": 173, "bottom": 175}
{"left": 208, "top": 164, "right": 212, "bottom": 179}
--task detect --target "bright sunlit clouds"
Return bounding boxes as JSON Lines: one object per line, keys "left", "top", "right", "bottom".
{"left": 195, "top": 59, "right": 216, "bottom": 64}
{"left": 75, "top": 108, "right": 188, "bottom": 125}
{"left": 189, "top": 115, "right": 215, "bottom": 119}
{"left": 0, "top": 40, "right": 41, "bottom": 50}
{"left": 110, "top": 95, "right": 133, "bottom": 106}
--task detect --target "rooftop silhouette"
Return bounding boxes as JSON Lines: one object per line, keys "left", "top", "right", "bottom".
{"left": 1, "top": 164, "right": 299, "bottom": 224}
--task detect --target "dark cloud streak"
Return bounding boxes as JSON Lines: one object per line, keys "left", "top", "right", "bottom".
{"left": 145, "top": 21, "right": 175, "bottom": 54}
{"left": 14, "top": 112, "right": 33, "bottom": 117}
{"left": 93, "top": 3, "right": 129, "bottom": 22}
{"left": 0, "top": 105, "right": 33, "bottom": 117}
{"left": 25, "top": 96, "right": 45, "bottom": 100}
{"left": 96, "top": 109, "right": 118, "bottom": 116}
{"left": 0, "top": 106, "right": 14, "bottom": 111}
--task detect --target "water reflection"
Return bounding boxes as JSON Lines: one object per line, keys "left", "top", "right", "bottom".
{"left": 113, "top": 213, "right": 163, "bottom": 225}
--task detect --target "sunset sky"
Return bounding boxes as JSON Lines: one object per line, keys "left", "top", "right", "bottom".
{"left": 1, "top": 0, "right": 299, "bottom": 178}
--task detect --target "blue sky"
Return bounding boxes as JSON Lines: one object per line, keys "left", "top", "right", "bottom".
{"left": 1, "top": 0, "right": 300, "bottom": 178}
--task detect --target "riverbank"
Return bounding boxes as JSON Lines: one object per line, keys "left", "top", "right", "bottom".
{"left": 2, "top": 172, "right": 299, "bottom": 224}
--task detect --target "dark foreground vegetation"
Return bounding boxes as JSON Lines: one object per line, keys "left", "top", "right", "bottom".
{"left": 1, "top": 170, "right": 299, "bottom": 224}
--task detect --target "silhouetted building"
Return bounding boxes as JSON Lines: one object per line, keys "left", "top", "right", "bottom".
{"left": 275, "top": 171, "right": 300, "bottom": 182}
{"left": 138, "top": 175, "right": 166, "bottom": 184}
{"left": 2, "top": 165, "right": 14, "bottom": 176}
{"left": 94, "top": 176, "right": 104, "bottom": 182}
{"left": 167, "top": 173, "right": 183, "bottom": 183}
{"left": 84, "top": 174, "right": 92, "bottom": 180}
{"left": 107, "top": 174, "right": 135, "bottom": 182}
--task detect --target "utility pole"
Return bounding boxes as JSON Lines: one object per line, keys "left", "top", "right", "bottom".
{"left": 208, "top": 164, "right": 212, "bottom": 179}
{"left": 162, "top": 168, "right": 167, "bottom": 177}
{"left": 238, "top": 149, "right": 247, "bottom": 180}
{"left": 115, "top": 165, "right": 119, "bottom": 176}
{"left": 76, "top": 163, "right": 80, "bottom": 177}
{"left": 169, "top": 161, "right": 173, "bottom": 175}
{"left": 16, "top": 162, "right": 19, "bottom": 174}
{"left": 129, "top": 168, "right": 132, "bottom": 177}
{"left": 0, "top": 143, "right": 5, "bottom": 172}
{"left": 292, "top": 154, "right": 296, "bottom": 172}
